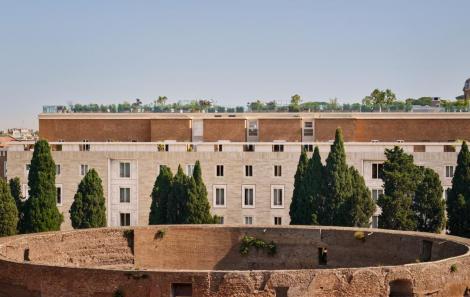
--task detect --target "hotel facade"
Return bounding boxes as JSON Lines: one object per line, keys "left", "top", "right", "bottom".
{"left": 2, "top": 112, "right": 469, "bottom": 230}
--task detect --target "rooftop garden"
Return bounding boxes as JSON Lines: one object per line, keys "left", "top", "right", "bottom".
{"left": 43, "top": 90, "right": 470, "bottom": 113}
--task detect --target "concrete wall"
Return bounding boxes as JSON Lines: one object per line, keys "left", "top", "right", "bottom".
{"left": 0, "top": 226, "right": 469, "bottom": 297}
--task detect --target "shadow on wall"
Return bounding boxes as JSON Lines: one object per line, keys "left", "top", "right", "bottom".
{"left": 0, "top": 282, "right": 41, "bottom": 297}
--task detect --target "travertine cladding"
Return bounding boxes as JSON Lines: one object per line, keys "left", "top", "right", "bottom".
{"left": 39, "top": 119, "right": 151, "bottom": 142}
{"left": 151, "top": 119, "right": 191, "bottom": 142}
{"left": 0, "top": 226, "right": 469, "bottom": 297}
{"left": 258, "top": 119, "right": 302, "bottom": 142}
{"left": 203, "top": 119, "right": 246, "bottom": 142}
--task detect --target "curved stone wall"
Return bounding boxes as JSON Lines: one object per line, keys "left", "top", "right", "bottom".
{"left": 0, "top": 226, "right": 469, "bottom": 297}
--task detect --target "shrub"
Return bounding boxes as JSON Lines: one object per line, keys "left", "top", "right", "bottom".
{"left": 353, "top": 231, "right": 366, "bottom": 241}
{"left": 239, "top": 235, "right": 276, "bottom": 256}
{"left": 450, "top": 264, "right": 458, "bottom": 273}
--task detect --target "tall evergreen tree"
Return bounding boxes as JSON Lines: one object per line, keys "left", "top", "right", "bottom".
{"left": 304, "top": 146, "right": 324, "bottom": 225}
{"left": 289, "top": 150, "right": 309, "bottom": 224}
{"left": 69, "top": 169, "right": 106, "bottom": 229}
{"left": 341, "top": 167, "right": 376, "bottom": 227}
{"left": 321, "top": 128, "right": 352, "bottom": 226}
{"left": 186, "top": 160, "right": 214, "bottom": 224}
{"left": 0, "top": 179, "right": 19, "bottom": 236}
{"left": 447, "top": 141, "right": 470, "bottom": 237}
{"left": 22, "top": 140, "right": 63, "bottom": 233}
{"left": 378, "top": 146, "right": 420, "bottom": 231}
{"left": 167, "top": 165, "right": 191, "bottom": 224}
{"left": 9, "top": 177, "right": 24, "bottom": 232}
{"left": 414, "top": 167, "right": 445, "bottom": 233}
{"left": 149, "top": 166, "right": 173, "bottom": 224}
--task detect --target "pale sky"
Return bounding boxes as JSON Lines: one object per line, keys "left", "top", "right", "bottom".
{"left": 1, "top": 0, "right": 469, "bottom": 129}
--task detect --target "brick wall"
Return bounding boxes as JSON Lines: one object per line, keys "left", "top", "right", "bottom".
{"left": 258, "top": 119, "right": 302, "bottom": 142}
{"left": 203, "top": 119, "right": 246, "bottom": 142}
{"left": 150, "top": 119, "right": 191, "bottom": 142}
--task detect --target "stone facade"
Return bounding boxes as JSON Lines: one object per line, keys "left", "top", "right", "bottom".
{"left": 0, "top": 226, "right": 469, "bottom": 297}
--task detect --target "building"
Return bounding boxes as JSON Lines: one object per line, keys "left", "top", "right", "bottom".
{"left": 5, "top": 112, "right": 469, "bottom": 230}
{"left": 465, "top": 78, "right": 470, "bottom": 100}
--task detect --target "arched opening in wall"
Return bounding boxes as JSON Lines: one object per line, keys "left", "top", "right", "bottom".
{"left": 274, "top": 287, "right": 289, "bottom": 297}
{"left": 389, "top": 279, "right": 413, "bottom": 297}
{"left": 23, "top": 248, "right": 30, "bottom": 262}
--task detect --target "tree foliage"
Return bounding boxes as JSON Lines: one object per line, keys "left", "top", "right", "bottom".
{"left": 9, "top": 177, "right": 24, "bottom": 232}
{"left": 149, "top": 166, "right": 173, "bottom": 224}
{"left": 70, "top": 169, "right": 106, "bottom": 229}
{"left": 0, "top": 178, "right": 19, "bottom": 236}
{"left": 22, "top": 140, "right": 63, "bottom": 233}
{"left": 186, "top": 161, "right": 214, "bottom": 224}
{"left": 362, "top": 89, "right": 397, "bottom": 112}
{"left": 447, "top": 141, "right": 470, "bottom": 237}
{"left": 289, "top": 150, "right": 310, "bottom": 224}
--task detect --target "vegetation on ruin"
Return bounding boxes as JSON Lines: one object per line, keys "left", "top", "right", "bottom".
{"left": 155, "top": 229, "right": 166, "bottom": 239}
{"left": 239, "top": 235, "right": 277, "bottom": 256}
{"left": 378, "top": 147, "right": 445, "bottom": 232}
{"left": 22, "top": 140, "right": 63, "bottom": 233}
{"left": 70, "top": 169, "right": 107, "bottom": 229}
{"left": 0, "top": 178, "right": 19, "bottom": 237}
{"left": 447, "top": 141, "right": 470, "bottom": 237}
{"left": 450, "top": 264, "right": 458, "bottom": 273}
{"left": 9, "top": 177, "right": 24, "bottom": 232}
{"left": 353, "top": 231, "right": 366, "bottom": 242}
{"left": 150, "top": 161, "right": 216, "bottom": 225}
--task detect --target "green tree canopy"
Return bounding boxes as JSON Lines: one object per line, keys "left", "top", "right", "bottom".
{"left": 289, "top": 149, "right": 310, "bottom": 224}
{"left": 70, "top": 169, "right": 106, "bottom": 229}
{"left": 362, "top": 89, "right": 397, "bottom": 112}
{"left": 167, "top": 165, "right": 191, "bottom": 224}
{"left": 149, "top": 165, "right": 173, "bottom": 224}
{"left": 447, "top": 141, "right": 470, "bottom": 237}
{"left": 22, "top": 140, "right": 63, "bottom": 233}
{"left": 186, "top": 160, "right": 214, "bottom": 224}
{"left": 9, "top": 177, "right": 24, "bottom": 232}
{"left": 0, "top": 178, "right": 19, "bottom": 236}
{"left": 413, "top": 167, "right": 446, "bottom": 233}
{"left": 304, "top": 146, "right": 324, "bottom": 225}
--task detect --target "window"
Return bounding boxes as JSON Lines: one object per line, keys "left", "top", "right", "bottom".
{"left": 244, "top": 216, "right": 253, "bottom": 225}
{"left": 214, "top": 144, "right": 223, "bottom": 152}
{"left": 371, "top": 189, "right": 384, "bottom": 201}
{"left": 274, "top": 217, "right": 282, "bottom": 225}
{"left": 445, "top": 165, "right": 454, "bottom": 178}
{"left": 79, "top": 140, "right": 90, "bottom": 151}
{"left": 248, "top": 121, "right": 258, "bottom": 136}
{"left": 371, "top": 216, "right": 379, "bottom": 228}
{"left": 186, "top": 164, "right": 195, "bottom": 176}
{"left": 216, "top": 216, "right": 224, "bottom": 224}
{"left": 120, "top": 162, "right": 131, "bottom": 178}
{"left": 22, "top": 184, "right": 30, "bottom": 200}
{"left": 80, "top": 164, "right": 89, "bottom": 176}
{"left": 120, "top": 213, "right": 131, "bottom": 226}
{"left": 120, "top": 187, "right": 131, "bottom": 203}
{"left": 157, "top": 144, "right": 169, "bottom": 152}
{"left": 273, "top": 144, "right": 284, "bottom": 152}
{"left": 242, "top": 185, "right": 255, "bottom": 208}
{"left": 243, "top": 144, "right": 255, "bottom": 152}
{"left": 274, "top": 165, "right": 282, "bottom": 177}
{"left": 372, "top": 163, "right": 383, "bottom": 179}
{"left": 216, "top": 165, "right": 224, "bottom": 177}
{"left": 56, "top": 185, "right": 62, "bottom": 205}
{"left": 245, "top": 165, "right": 253, "bottom": 177}
{"left": 303, "top": 122, "right": 313, "bottom": 136}
{"left": 213, "top": 185, "right": 226, "bottom": 207}
{"left": 303, "top": 144, "right": 314, "bottom": 152}
{"left": 55, "top": 164, "right": 61, "bottom": 176}
{"left": 271, "top": 185, "right": 284, "bottom": 208}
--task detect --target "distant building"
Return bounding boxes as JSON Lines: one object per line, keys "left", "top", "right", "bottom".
{"left": 465, "top": 78, "right": 470, "bottom": 100}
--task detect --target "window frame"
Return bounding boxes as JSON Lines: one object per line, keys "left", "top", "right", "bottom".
{"left": 120, "top": 213, "right": 131, "bottom": 226}
{"left": 371, "top": 162, "right": 384, "bottom": 179}
{"left": 274, "top": 165, "right": 282, "bottom": 177}
{"left": 271, "top": 185, "right": 285, "bottom": 208}
{"left": 371, "top": 188, "right": 384, "bottom": 202}
{"left": 213, "top": 185, "right": 227, "bottom": 208}
{"left": 119, "top": 187, "right": 131, "bottom": 203}
{"left": 274, "top": 216, "right": 282, "bottom": 225}
{"left": 216, "top": 164, "right": 224, "bottom": 177}
{"left": 119, "top": 162, "right": 131, "bottom": 178}
{"left": 241, "top": 185, "right": 256, "bottom": 208}
{"left": 244, "top": 216, "right": 254, "bottom": 225}
{"left": 445, "top": 165, "right": 455, "bottom": 178}
{"left": 244, "top": 165, "right": 253, "bottom": 177}
{"left": 80, "top": 164, "right": 89, "bottom": 176}
{"left": 55, "top": 184, "right": 63, "bottom": 206}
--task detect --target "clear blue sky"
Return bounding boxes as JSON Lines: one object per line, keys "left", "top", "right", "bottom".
{"left": 1, "top": 0, "right": 469, "bottom": 129}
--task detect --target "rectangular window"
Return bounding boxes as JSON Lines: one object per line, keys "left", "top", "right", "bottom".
{"left": 303, "top": 122, "right": 314, "bottom": 136}
{"left": 213, "top": 185, "right": 226, "bottom": 207}
{"left": 242, "top": 185, "right": 255, "bottom": 208}
{"left": 245, "top": 165, "right": 253, "bottom": 177}
{"left": 274, "top": 217, "right": 282, "bottom": 225}
{"left": 371, "top": 215, "right": 379, "bottom": 228}
{"left": 216, "top": 216, "right": 224, "bottom": 224}
{"left": 157, "top": 144, "right": 169, "bottom": 152}
{"left": 274, "top": 165, "right": 282, "bottom": 177}
{"left": 214, "top": 144, "right": 223, "bottom": 152}
{"left": 303, "top": 144, "right": 314, "bottom": 152}
{"left": 120, "top": 162, "right": 131, "bottom": 178}
{"left": 272, "top": 144, "right": 284, "bottom": 152}
{"left": 120, "top": 213, "right": 131, "bottom": 226}
{"left": 120, "top": 187, "right": 131, "bottom": 203}
{"left": 371, "top": 189, "right": 384, "bottom": 201}
{"left": 248, "top": 121, "right": 258, "bottom": 136}
{"left": 80, "top": 164, "right": 89, "bottom": 176}
{"left": 271, "top": 185, "right": 284, "bottom": 208}
{"left": 79, "top": 140, "right": 90, "bottom": 151}
{"left": 186, "top": 164, "right": 195, "bottom": 176}
{"left": 445, "top": 165, "right": 455, "bottom": 178}
{"left": 244, "top": 216, "right": 253, "bottom": 225}
{"left": 55, "top": 164, "right": 61, "bottom": 176}
{"left": 243, "top": 144, "right": 255, "bottom": 152}
{"left": 372, "top": 163, "right": 384, "bottom": 179}
{"left": 56, "top": 185, "right": 62, "bottom": 205}
{"left": 216, "top": 165, "right": 224, "bottom": 177}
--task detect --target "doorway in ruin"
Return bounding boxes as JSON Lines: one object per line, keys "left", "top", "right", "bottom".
{"left": 171, "top": 283, "right": 192, "bottom": 297}
{"left": 389, "top": 279, "right": 413, "bottom": 297}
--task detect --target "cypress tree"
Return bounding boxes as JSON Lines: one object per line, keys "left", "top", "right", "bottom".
{"left": 70, "top": 169, "right": 106, "bottom": 229}
{"left": 341, "top": 167, "right": 376, "bottom": 227}
{"left": 167, "top": 165, "right": 191, "bottom": 224}
{"left": 9, "top": 177, "right": 24, "bottom": 232}
{"left": 305, "top": 146, "right": 324, "bottom": 225}
{"left": 414, "top": 167, "right": 445, "bottom": 233}
{"left": 22, "top": 140, "right": 63, "bottom": 233}
{"left": 447, "top": 141, "right": 470, "bottom": 237}
{"left": 321, "top": 128, "right": 352, "bottom": 226}
{"left": 378, "top": 146, "right": 419, "bottom": 231}
{"left": 186, "top": 160, "right": 214, "bottom": 224}
{"left": 0, "top": 179, "right": 19, "bottom": 236}
{"left": 149, "top": 166, "right": 173, "bottom": 224}
{"left": 289, "top": 149, "right": 309, "bottom": 224}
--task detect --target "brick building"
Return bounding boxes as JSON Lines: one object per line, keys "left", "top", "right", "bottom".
{"left": 5, "top": 112, "right": 470, "bottom": 229}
